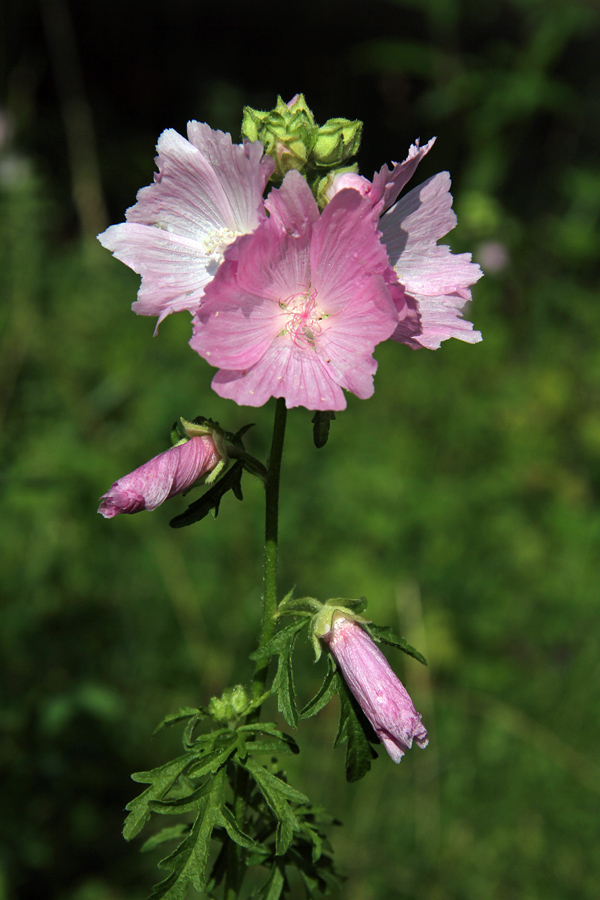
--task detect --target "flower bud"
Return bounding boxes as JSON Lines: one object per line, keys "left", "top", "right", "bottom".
{"left": 241, "top": 94, "right": 318, "bottom": 178}
{"left": 311, "top": 117, "right": 362, "bottom": 168}
{"left": 97, "top": 429, "right": 226, "bottom": 518}
{"left": 320, "top": 613, "right": 428, "bottom": 763}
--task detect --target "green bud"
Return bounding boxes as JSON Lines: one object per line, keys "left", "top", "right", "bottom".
{"left": 241, "top": 95, "right": 363, "bottom": 180}
{"left": 312, "top": 117, "right": 362, "bottom": 168}
{"left": 242, "top": 93, "right": 318, "bottom": 178}
{"left": 208, "top": 684, "right": 249, "bottom": 723}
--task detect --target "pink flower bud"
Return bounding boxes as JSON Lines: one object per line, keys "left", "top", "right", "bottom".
{"left": 97, "top": 435, "right": 223, "bottom": 518}
{"left": 323, "top": 615, "right": 428, "bottom": 763}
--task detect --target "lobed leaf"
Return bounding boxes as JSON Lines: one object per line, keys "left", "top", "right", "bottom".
{"left": 334, "top": 682, "right": 378, "bottom": 783}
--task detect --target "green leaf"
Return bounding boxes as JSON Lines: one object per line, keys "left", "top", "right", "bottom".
{"left": 243, "top": 758, "right": 308, "bottom": 856}
{"left": 253, "top": 861, "right": 287, "bottom": 900}
{"left": 153, "top": 707, "right": 204, "bottom": 735}
{"left": 250, "top": 619, "right": 308, "bottom": 727}
{"left": 311, "top": 410, "right": 336, "bottom": 448}
{"left": 334, "top": 682, "right": 378, "bottom": 783}
{"left": 300, "top": 657, "right": 338, "bottom": 719}
{"left": 151, "top": 767, "right": 227, "bottom": 899}
{"left": 169, "top": 460, "right": 244, "bottom": 528}
{"left": 367, "top": 624, "right": 427, "bottom": 666}
{"left": 124, "top": 755, "right": 194, "bottom": 841}
{"left": 238, "top": 723, "right": 299, "bottom": 756}
{"left": 141, "top": 825, "right": 190, "bottom": 854}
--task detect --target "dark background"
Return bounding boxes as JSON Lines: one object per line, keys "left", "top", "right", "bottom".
{"left": 2, "top": 1, "right": 600, "bottom": 898}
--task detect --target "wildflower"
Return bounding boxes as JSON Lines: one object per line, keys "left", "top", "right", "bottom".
{"left": 97, "top": 433, "right": 225, "bottom": 518}
{"left": 189, "top": 170, "right": 398, "bottom": 411}
{"left": 322, "top": 614, "right": 428, "bottom": 763}
{"left": 326, "top": 139, "right": 483, "bottom": 350}
{"left": 97, "top": 123, "right": 274, "bottom": 328}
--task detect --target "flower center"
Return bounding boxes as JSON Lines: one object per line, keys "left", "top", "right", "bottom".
{"left": 279, "top": 289, "right": 325, "bottom": 348}
{"left": 202, "top": 227, "right": 240, "bottom": 264}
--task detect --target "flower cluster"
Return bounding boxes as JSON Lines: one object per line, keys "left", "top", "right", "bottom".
{"left": 99, "top": 99, "right": 481, "bottom": 411}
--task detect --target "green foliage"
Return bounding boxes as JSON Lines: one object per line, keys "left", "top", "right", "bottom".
{"left": 2, "top": 0, "right": 600, "bottom": 897}
{"left": 122, "top": 711, "right": 341, "bottom": 899}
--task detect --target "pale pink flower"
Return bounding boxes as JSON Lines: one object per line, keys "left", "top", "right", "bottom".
{"left": 189, "top": 170, "right": 399, "bottom": 411}
{"left": 322, "top": 615, "right": 428, "bottom": 763}
{"left": 328, "top": 138, "right": 482, "bottom": 350}
{"left": 97, "top": 124, "right": 274, "bottom": 328}
{"left": 97, "top": 435, "right": 223, "bottom": 518}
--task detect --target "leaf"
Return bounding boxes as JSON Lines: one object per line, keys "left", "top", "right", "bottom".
{"left": 151, "top": 767, "right": 227, "bottom": 899}
{"left": 253, "top": 861, "right": 287, "bottom": 900}
{"left": 334, "top": 682, "right": 378, "bottom": 783}
{"left": 311, "top": 410, "right": 336, "bottom": 449}
{"left": 300, "top": 658, "right": 338, "bottom": 719}
{"left": 367, "top": 624, "right": 427, "bottom": 666}
{"left": 153, "top": 707, "right": 203, "bottom": 735}
{"left": 169, "top": 460, "right": 244, "bottom": 528}
{"left": 141, "top": 825, "right": 190, "bottom": 854}
{"left": 124, "top": 755, "right": 194, "bottom": 841}
{"left": 243, "top": 758, "right": 308, "bottom": 856}
{"left": 250, "top": 619, "right": 308, "bottom": 727}
{"left": 238, "top": 723, "right": 299, "bottom": 757}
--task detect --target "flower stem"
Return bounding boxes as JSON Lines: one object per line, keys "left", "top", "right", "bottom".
{"left": 251, "top": 397, "right": 287, "bottom": 706}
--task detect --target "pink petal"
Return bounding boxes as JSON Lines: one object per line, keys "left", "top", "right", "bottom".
{"left": 371, "top": 137, "right": 436, "bottom": 212}
{"left": 211, "top": 341, "right": 347, "bottom": 410}
{"left": 98, "top": 435, "right": 222, "bottom": 517}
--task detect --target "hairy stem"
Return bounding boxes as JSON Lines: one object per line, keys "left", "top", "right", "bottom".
{"left": 251, "top": 396, "right": 287, "bottom": 705}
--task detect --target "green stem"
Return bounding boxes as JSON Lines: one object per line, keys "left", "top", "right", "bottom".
{"left": 251, "top": 396, "right": 288, "bottom": 705}
{"left": 225, "top": 399, "right": 287, "bottom": 898}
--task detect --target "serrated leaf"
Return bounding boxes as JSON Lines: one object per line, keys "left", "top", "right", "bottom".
{"left": 238, "top": 723, "right": 299, "bottom": 756}
{"left": 219, "top": 805, "right": 262, "bottom": 850}
{"left": 311, "top": 410, "right": 336, "bottom": 449}
{"left": 243, "top": 758, "right": 308, "bottom": 855}
{"left": 141, "top": 825, "right": 190, "bottom": 854}
{"left": 300, "top": 658, "right": 338, "bottom": 719}
{"left": 250, "top": 619, "right": 308, "bottom": 727}
{"left": 169, "top": 460, "right": 244, "bottom": 528}
{"left": 151, "top": 767, "right": 227, "bottom": 899}
{"left": 367, "top": 624, "right": 427, "bottom": 665}
{"left": 124, "top": 755, "right": 194, "bottom": 841}
{"left": 334, "top": 682, "right": 378, "bottom": 783}
{"left": 254, "top": 861, "right": 287, "bottom": 900}
{"left": 153, "top": 707, "right": 203, "bottom": 735}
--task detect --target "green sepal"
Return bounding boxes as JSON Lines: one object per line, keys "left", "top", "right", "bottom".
{"left": 249, "top": 619, "right": 309, "bottom": 727}
{"left": 299, "top": 656, "right": 338, "bottom": 720}
{"left": 311, "top": 411, "right": 336, "bottom": 449}
{"left": 366, "top": 623, "right": 427, "bottom": 666}
{"left": 334, "top": 680, "right": 378, "bottom": 783}
{"left": 242, "top": 757, "right": 308, "bottom": 856}
{"left": 276, "top": 593, "right": 322, "bottom": 618}
{"left": 169, "top": 459, "right": 244, "bottom": 528}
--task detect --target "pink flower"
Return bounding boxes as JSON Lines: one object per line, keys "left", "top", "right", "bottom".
{"left": 322, "top": 615, "right": 428, "bottom": 763}
{"left": 97, "top": 435, "right": 223, "bottom": 518}
{"left": 97, "top": 123, "right": 274, "bottom": 328}
{"left": 189, "top": 170, "right": 399, "bottom": 411}
{"left": 328, "top": 138, "right": 482, "bottom": 350}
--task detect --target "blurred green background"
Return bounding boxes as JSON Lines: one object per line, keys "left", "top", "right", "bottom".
{"left": 2, "top": 0, "right": 600, "bottom": 898}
